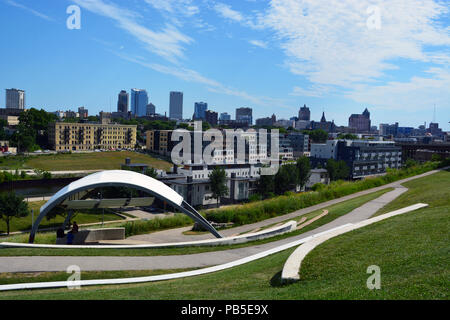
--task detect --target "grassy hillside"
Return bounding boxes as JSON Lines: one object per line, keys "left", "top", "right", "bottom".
{"left": 1, "top": 171, "right": 448, "bottom": 299}
{"left": 0, "top": 151, "right": 172, "bottom": 171}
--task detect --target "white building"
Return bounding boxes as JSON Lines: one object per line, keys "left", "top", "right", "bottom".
{"left": 310, "top": 140, "right": 339, "bottom": 159}
{"left": 162, "top": 163, "right": 262, "bottom": 207}
{"left": 6, "top": 88, "right": 25, "bottom": 109}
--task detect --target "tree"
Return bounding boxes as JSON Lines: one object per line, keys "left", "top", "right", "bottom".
{"left": 144, "top": 167, "right": 158, "bottom": 178}
{"left": 303, "top": 129, "right": 328, "bottom": 143}
{"left": 326, "top": 159, "right": 350, "bottom": 181}
{"left": 256, "top": 174, "right": 275, "bottom": 198}
{"left": 338, "top": 133, "right": 358, "bottom": 140}
{"left": 274, "top": 164, "right": 298, "bottom": 194}
{"left": 208, "top": 167, "right": 229, "bottom": 207}
{"left": 0, "top": 192, "right": 29, "bottom": 235}
{"left": 296, "top": 156, "right": 311, "bottom": 191}
{"left": 431, "top": 154, "right": 442, "bottom": 162}
{"left": 405, "top": 158, "right": 417, "bottom": 169}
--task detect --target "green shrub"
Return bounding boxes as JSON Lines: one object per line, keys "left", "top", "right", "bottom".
{"left": 248, "top": 194, "right": 262, "bottom": 202}
{"left": 124, "top": 214, "right": 192, "bottom": 237}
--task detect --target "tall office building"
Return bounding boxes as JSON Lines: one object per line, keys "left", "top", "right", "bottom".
{"left": 219, "top": 112, "right": 231, "bottom": 121}
{"left": 146, "top": 103, "right": 156, "bottom": 116}
{"left": 205, "top": 110, "right": 218, "bottom": 125}
{"left": 131, "top": 89, "right": 148, "bottom": 117}
{"left": 236, "top": 107, "right": 253, "bottom": 126}
{"left": 349, "top": 108, "right": 371, "bottom": 132}
{"left": 194, "top": 102, "right": 208, "bottom": 120}
{"left": 298, "top": 104, "right": 311, "bottom": 121}
{"left": 6, "top": 88, "right": 25, "bottom": 109}
{"left": 117, "top": 90, "right": 129, "bottom": 113}
{"left": 169, "top": 91, "right": 183, "bottom": 120}
{"left": 78, "top": 107, "right": 88, "bottom": 119}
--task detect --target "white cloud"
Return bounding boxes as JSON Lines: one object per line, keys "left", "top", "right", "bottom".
{"left": 262, "top": 0, "right": 450, "bottom": 88}
{"left": 214, "top": 3, "right": 244, "bottom": 22}
{"left": 114, "top": 52, "right": 284, "bottom": 107}
{"left": 348, "top": 68, "right": 450, "bottom": 111}
{"left": 72, "top": 0, "right": 192, "bottom": 62}
{"left": 291, "top": 85, "right": 334, "bottom": 98}
{"left": 145, "top": 0, "right": 199, "bottom": 16}
{"left": 5, "top": 0, "right": 54, "bottom": 21}
{"left": 249, "top": 40, "right": 268, "bottom": 49}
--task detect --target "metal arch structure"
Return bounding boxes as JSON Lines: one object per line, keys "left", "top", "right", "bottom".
{"left": 28, "top": 170, "right": 222, "bottom": 243}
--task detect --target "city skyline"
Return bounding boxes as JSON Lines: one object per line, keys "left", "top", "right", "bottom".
{"left": 0, "top": 0, "right": 449, "bottom": 130}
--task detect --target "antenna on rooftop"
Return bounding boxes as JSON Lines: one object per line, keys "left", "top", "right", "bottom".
{"left": 433, "top": 104, "right": 436, "bottom": 123}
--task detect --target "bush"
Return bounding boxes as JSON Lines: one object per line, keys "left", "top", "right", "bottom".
{"left": 124, "top": 214, "right": 192, "bottom": 237}
{"left": 311, "top": 183, "right": 325, "bottom": 191}
{"left": 43, "top": 171, "right": 52, "bottom": 180}
{"left": 248, "top": 194, "right": 262, "bottom": 202}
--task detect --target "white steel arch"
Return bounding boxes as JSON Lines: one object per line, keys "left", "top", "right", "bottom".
{"left": 29, "top": 170, "right": 222, "bottom": 243}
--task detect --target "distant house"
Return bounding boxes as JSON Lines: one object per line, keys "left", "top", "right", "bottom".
{"left": 121, "top": 158, "right": 149, "bottom": 174}
{"left": 306, "top": 169, "right": 330, "bottom": 189}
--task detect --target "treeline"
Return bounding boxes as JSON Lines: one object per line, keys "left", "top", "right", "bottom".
{"left": 0, "top": 169, "right": 52, "bottom": 183}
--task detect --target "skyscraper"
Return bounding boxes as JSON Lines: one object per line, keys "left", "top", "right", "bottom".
{"left": 146, "top": 103, "right": 156, "bottom": 115}
{"left": 169, "top": 91, "right": 183, "bottom": 120}
{"left": 205, "top": 110, "right": 218, "bottom": 125}
{"left": 236, "top": 107, "right": 253, "bottom": 126}
{"left": 6, "top": 88, "right": 25, "bottom": 109}
{"left": 298, "top": 104, "right": 311, "bottom": 121}
{"left": 117, "top": 90, "right": 129, "bottom": 113}
{"left": 131, "top": 89, "right": 148, "bottom": 117}
{"left": 194, "top": 102, "right": 208, "bottom": 120}
{"left": 349, "top": 108, "right": 371, "bottom": 132}
{"left": 219, "top": 112, "right": 231, "bottom": 121}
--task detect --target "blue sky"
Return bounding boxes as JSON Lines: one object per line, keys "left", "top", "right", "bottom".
{"left": 0, "top": 0, "right": 449, "bottom": 130}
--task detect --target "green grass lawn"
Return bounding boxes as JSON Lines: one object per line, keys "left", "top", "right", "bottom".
{"left": 373, "top": 169, "right": 450, "bottom": 216}
{"left": 0, "top": 268, "right": 197, "bottom": 286}
{"left": 0, "top": 151, "right": 172, "bottom": 171}
{"left": 1, "top": 171, "right": 448, "bottom": 299}
{"left": 0, "top": 188, "right": 392, "bottom": 256}
{"left": 2, "top": 179, "right": 448, "bottom": 299}
{"left": 0, "top": 201, "right": 124, "bottom": 234}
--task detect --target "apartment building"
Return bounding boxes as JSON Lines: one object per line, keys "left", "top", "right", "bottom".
{"left": 311, "top": 140, "right": 402, "bottom": 179}
{"left": 48, "top": 122, "right": 137, "bottom": 151}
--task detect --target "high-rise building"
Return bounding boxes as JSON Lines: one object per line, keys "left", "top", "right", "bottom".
{"left": 236, "top": 107, "right": 253, "bottom": 126}
{"left": 379, "top": 123, "right": 398, "bottom": 137}
{"left": 6, "top": 88, "right": 25, "bottom": 109}
{"left": 194, "top": 102, "right": 208, "bottom": 120}
{"left": 298, "top": 104, "right": 310, "bottom": 121}
{"left": 131, "top": 89, "right": 148, "bottom": 117}
{"left": 349, "top": 108, "right": 371, "bottom": 133}
{"left": 205, "top": 110, "right": 218, "bottom": 125}
{"left": 117, "top": 90, "right": 129, "bottom": 113}
{"left": 219, "top": 112, "right": 231, "bottom": 121}
{"left": 169, "top": 91, "right": 183, "bottom": 120}
{"left": 146, "top": 103, "right": 156, "bottom": 116}
{"left": 78, "top": 107, "right": 88, "bottom": 119}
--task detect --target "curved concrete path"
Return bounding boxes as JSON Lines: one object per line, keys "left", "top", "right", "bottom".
{"left": 0, "top": 170, "right": 440, "bottom": 273}
{"left": 281, "top": 203, "right": 428, "bottom": 283}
